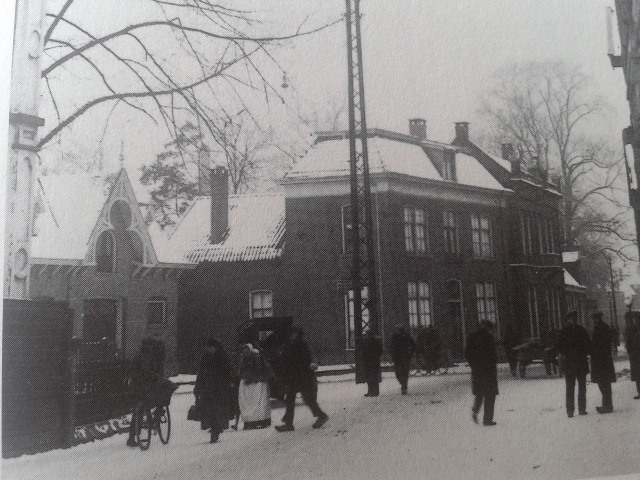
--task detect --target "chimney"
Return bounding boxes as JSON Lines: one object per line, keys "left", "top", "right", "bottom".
{"left": 501, "top": 143, "right": 514, "bottom": 162}
{"left": 210, "top": 166, "right": 229, "bottom": 244}
{"left": 409, "top": 118, "right": 427, "bottom": 141}
{"left": 454, "top": 122, "right": 469, "bottom": 142}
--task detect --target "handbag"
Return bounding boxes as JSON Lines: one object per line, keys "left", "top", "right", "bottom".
{"left": 187, "top": 401, "right": 201, "bottom": 421}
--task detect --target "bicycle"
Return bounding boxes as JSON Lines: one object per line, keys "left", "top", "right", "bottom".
{"left": 132, "top": 378, "right": 177, "bottom": 450}
{"left": 133, "top": 403, "right": 171, "bottom": 450}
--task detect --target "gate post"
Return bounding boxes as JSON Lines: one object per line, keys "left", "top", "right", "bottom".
{"left": 63, "top": 337, "right": 80, "bottom": 448}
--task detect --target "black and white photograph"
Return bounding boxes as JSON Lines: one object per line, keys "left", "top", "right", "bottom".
{"left": 1, "top": 1, "right": 639, "bottom": 479}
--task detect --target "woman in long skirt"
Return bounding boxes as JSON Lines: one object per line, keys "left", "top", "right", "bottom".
{"left": 194, "top": 338, "right": 231, "bottom": 443}
{"left": 238, "top": 344, "right": 272, "bottom": 429}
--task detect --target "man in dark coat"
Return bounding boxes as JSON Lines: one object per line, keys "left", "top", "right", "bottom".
{"left": 555, "top": 311, "right": 591, "bottom": 418}
{"left": 502, "top": 322, "right": 521, "bottom": 378}
{"left": 127, "top": 337, "right": 164, "bottom": 446}
{"left": 275, "top": 327, "right": 328, "bottom": 432}
{"left": 362, "top": 330, "right": 383, "bottom": 397}
{"left": 590, "top": 311, "right": 616, "bottom": 413}
{"left": 465, "top": 320, "right": 498, "bottom": 426}
{"left": 625, "top": 311, "right": 640, "bottom": 399}
{"left": 194, "top": 338, "right": 232, "bottom": 443}
{"left": 390, "top": 324, "right": 416, "bottom": 395}
{"left": 421, "top": 325, "right": 441, "bottom": 373}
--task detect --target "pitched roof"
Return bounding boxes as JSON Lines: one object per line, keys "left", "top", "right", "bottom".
{"left": 159, "top": 193, "right": 285, "bottom": 263}
{"left": 33, "top": 169, "right": 181, "bottom": 265}
{"left": 32, "top": 172, "right": 110, "bottom": 261}
{"left": 285, "top": 131, "right": 508, "bottom": 192}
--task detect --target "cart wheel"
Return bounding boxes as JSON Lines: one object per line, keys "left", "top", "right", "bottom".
{"left": 157, "top": 406, "right": 171, "bottom": 444}
{"left": 136, "top": 407, "right": 152, "bottom": 451}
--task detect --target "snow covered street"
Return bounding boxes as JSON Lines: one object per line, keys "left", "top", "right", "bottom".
{"left": 3, "top": 363, "right": 640, "bottom": 480}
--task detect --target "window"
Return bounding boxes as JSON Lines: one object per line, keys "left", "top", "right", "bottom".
{"left": 250, "top": 291, "right": 273, "bottom": 319}
{"left": 147, "top": 298, "right": 166, "bottom": 325}
{"left": 471, "top": 214, "right": 492, "bottom": 258}
{"left": 546, "top": 288, "right": 561, "bottom": 330}
{"left": 521, "top": 215, "right": 534, "bottom": 256}
{"left": 476, "top": 282, "right": 498, "bottom": 324}
{"left": 345, "top": 286, "right": 370, "bottom": 349}
{"left": 407, "top": 281, "right": 433, "bottom": 328}
{"left": 528, "top": 286, "right": 540, "bottom": 338}
{"left": 442, "top": 152, "right": 456, "bottom": 181}
{"left": 96, "top": 230, "right": 116, "bottom": 273}
{"left": 404, "top": 207, "right": 428, "bottom": 254}
{"left": 538, "top": 219, "right": 555, "bottom": 254}
{"left": 443, "top": 210, "right": 459, "bottom": 254}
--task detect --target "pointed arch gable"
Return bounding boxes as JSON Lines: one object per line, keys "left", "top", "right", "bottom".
{"left": 85, "top": 169, "right": 158, "bottom": 266}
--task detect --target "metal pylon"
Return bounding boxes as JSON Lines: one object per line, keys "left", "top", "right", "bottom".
{"left": 345, "top": 0, "right": 379, "bottom": 383}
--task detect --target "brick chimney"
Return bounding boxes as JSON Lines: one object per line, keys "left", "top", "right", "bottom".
{"left": 409, "top": 118, "right": 427, "bottom": 141}
{"left": 454, "top": 122, "right": 469, "bottom": 142}
{"left": 210, "top": 166, "right": 229, "bottom": 244}
{"left": 501, "top": 143, "right": 514, "bottom": 162}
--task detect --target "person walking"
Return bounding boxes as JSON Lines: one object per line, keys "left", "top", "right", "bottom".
{"left": 590, "top": 311, "right": 616, "bottom": 413}
{"left": 555, "top": 311, "right": 591, "bottom": 418}
{"left": 126, "top": 337, "right": 164, "bottom": 447}
{"left": 465, "top": 320, "right": 498, "bottom": 426}
{"left": 362, "top": 330, "right": 383, "bottom": 397}
{"left": 502, "top": 322, "right": 521, "bottom": 378}
{"left": 625, "top": 311, "right": 640, "bottom": 399}
{"left": 194, "top": 338, "right": 232, "bottom": 443}
{"left": 238, "top": 343, "right": 273, "bottom": 429}
{"left": 275, "top": 327, "right": 328, "bottom": 432}
{"left": 390, "top": 324, "right": 415, "bottom": 395}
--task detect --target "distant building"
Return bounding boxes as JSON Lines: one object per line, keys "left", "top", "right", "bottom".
{"left": 167, "top": 120, "right": 581, "bottom": 371}
{"left": 29, "top": 169, "right": 193, "bottom": 374}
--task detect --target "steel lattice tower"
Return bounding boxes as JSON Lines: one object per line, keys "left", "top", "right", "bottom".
{"left": 345, "top": 0, "right": 379, "bottom": 383}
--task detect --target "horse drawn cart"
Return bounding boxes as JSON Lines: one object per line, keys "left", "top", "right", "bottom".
{"left": 513, "top": 337, "right": 561, "bottom": 378}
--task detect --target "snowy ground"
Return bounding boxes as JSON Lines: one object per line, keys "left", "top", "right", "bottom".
{"left": 3, "top": 362, "right": 640, "bottom": 480}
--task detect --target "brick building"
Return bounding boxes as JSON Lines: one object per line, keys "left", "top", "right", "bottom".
{"left": 168, "top": 121, "right": 582, "bottom": 371}
{"left": 29, "top": 169, "right": 193, "bottom": 374}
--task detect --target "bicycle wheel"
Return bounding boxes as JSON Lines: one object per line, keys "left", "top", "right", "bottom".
{"left": 136, "top": 407, "right": 152, "bottom": 451}
{"left": 157, "top": 406, "right": 171, "bottom": 444}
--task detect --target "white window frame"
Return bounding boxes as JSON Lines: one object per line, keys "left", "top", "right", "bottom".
{"left": 250, "top": 290, "right": 273, "bottom": 319}
{"left": 404, "top": 206, "right": 428, "bottom": 254}
{"left": 476, "top": 282, "right": 498, "bottom": 325}
{"left": 443, "top": 210, "right": 459, "bottom": 255}
{"left": 471, "top": 214, "right": 493, "bottom": 258}
{"left": 345, "top": 286, "right": 370, "bottom": 350}
{"left": 407, "top": 281, "right": 433, "bottom": 329}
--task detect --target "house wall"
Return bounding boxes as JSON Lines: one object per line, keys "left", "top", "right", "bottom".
{"left": 30, "top": 251, "right": 182, "bottom": 375}
{"left": 177, "top": 259, "right": 283, "bottom": 373}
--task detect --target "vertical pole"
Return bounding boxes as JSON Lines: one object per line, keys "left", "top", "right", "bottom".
{"left": 608, "top": 255, "right": 619, "bottom": 330}
{"left": 345, "top": 0, "right": 379, "bottom": 383}
{"left": 64, "top": 337, "right": 80, "bottom": 448}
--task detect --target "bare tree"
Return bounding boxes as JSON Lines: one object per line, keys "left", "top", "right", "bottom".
{"left": 480, "top": 61, "right": 635, "bottom": 260}
{"left": 40, "top": 1, "right": 342, "bottom": 151}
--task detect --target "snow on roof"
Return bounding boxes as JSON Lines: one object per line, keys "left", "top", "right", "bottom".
{"left": 487, "top": 153, "right": 512, "bottom": 172}
{"left": 562, "top": 251, "right": 580, "bottom": 263}
{"left": 455, "top": 153, "right": 508, "bottom": 190}
{"left": 32, "top": 173, "right": 109, "bottom": 260}
{"left": 286, "top": 137, "right": 443, "bottom": 181}
{"left": 564, "top": 268, "right": 585, "bottom": 290}
{"left": 161, "top": 194, "right": 285, "bottom": 263}
{"left": 286, "top": 135, "right": 507, "bottom": 191}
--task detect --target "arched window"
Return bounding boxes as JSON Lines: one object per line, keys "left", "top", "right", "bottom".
{"left": 96, "top": 230, "right": 116, "bottom": 272}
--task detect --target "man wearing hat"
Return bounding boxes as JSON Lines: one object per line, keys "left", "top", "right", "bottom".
{"left": 555, "top": 311, "right": 592, "bottom": 418}
{"left": 465, "top": 320, "right": 498, "bottom": 426}
{"left": 590, "top": 311, "right": 616, "bottom": 413}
